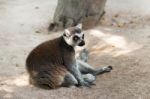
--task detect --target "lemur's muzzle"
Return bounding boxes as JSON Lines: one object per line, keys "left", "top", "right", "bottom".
{"left": 78, "top": 40, "right": 85, "bottom": 46}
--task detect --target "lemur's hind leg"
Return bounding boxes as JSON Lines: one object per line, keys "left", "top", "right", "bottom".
{"left": 77, "top": 60, "right": 112, "bottom": 75}
{"left": 61, "top": 73, "right": 78, "bottom": 87}
{"left": 77, "top": 49, "right": 113, "bottom": 76}
{"left": 62, "top": 73, "right": 95, "bottom": 87}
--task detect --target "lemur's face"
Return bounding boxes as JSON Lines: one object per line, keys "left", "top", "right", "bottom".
{"left": 63, "top": 24, "right": 85, "bottom": 47}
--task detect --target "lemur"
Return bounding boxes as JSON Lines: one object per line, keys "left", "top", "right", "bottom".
{"left": 26, "top": 24, "right": 112, "bottom": 89}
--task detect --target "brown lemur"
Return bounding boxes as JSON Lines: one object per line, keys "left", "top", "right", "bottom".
{"left": 26, "top": 24, "right": 112, "bottom": 89}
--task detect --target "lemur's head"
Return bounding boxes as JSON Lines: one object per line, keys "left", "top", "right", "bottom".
{"left": 63, "top": 24, "right": 85, "bottom": 47}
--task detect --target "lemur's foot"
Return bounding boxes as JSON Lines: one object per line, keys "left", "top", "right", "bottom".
{"left": 95, "top": 66, "right": 113, "bottom": 75}
{"left": 103, "top": 66, "right": 113, "bottom": 72}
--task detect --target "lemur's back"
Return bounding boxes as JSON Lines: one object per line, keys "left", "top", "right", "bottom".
{"left": 26, "top": 36, "right": 69, "bottom": 88}
{"left": 26, "top": 36, "right": 62, "bottom": 70}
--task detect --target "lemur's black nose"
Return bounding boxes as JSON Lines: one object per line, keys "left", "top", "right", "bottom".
{"left": 78, "top": 40, "right": 85, "bottom": 46}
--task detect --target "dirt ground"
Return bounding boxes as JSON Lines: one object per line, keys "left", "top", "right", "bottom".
{"left": 0, "top": 0, "right": 150, "bottom": 99}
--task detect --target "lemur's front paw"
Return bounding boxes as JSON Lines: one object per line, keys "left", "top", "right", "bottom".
{"left": 83, "top": 74, "right": 96, "bottom": 83}
{"left": 78, "top": 80, "right": 94, "bottom": 88}
{"left": 103, "top": 66, "right": 113, "bottom": 72}
{"left": 79, "top": 49, "right": 89, "bottom": 62}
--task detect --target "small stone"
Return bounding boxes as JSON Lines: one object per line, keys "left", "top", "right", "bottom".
{"left": 114, "top": 14, "right": 119, "bottom": 18}
{"left": 16, "top": 64, "right": 19, "bottom": 67}
{"left": 0, "top": 57, "right": 3, "bottom": 60}
{"left": 111, "top": 45, "right": 115, "bottom": 47}
{"left": 20, "top": 24, "right": 24, "bottom": 26}
{"left": 35, "top": 31, "right": 40, "bottom": 33}
{"left": 117, "top": 22, "right": 125, "bottom": 27}
{"left": 0, "top": 83, "right": 4, "bottom": 85}
{"left": 35, "top": 6, "right": 39, "bottom": 9}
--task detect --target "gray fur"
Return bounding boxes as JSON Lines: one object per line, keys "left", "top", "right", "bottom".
{"left": 26, "top": 24, "right": 112, "bottom": 88}
{"left": 62, "top": 48, "right": 113, "bottom": 87}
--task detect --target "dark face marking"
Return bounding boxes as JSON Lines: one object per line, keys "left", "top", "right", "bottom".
{"left": 82, "top": 34, "right": 84, "bottom": 39}
{"left": 73, "top": 35, "right": 80, "bottom": 42}
{"left": 78, "top": 40, "right": 85, "bottom": 46}
{"left": 72, "top": 34, "right": 85, "bottom": 46}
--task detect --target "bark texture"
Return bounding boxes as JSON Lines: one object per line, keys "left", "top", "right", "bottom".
{"left": 49, "top": 0, "right": 107, "bottom": 31}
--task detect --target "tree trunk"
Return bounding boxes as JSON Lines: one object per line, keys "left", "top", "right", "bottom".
{"left": 49, "top": 0, "right": 107, "bottom": 31}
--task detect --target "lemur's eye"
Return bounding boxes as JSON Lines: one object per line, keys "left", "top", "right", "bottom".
{"left": 73, "top": 36, "right": 80, "bottom": 41}
{"left": 82, "top": 34, "right": 84, "bottom": 39}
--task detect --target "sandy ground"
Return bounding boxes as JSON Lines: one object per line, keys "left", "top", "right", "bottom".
{"left": 0, "top": 0, "right": 150, "bottom": 99}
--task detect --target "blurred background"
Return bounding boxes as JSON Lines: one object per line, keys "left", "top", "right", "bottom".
{"left": 0, "top": 0, "right": 150, "bottom": 99}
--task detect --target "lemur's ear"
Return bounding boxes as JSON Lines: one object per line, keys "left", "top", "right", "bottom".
{"left": 76, "top": 23, "right": 82, "bottom": 29}
{"left": 64, "top": 29, "right": 71, "bottom": 37}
